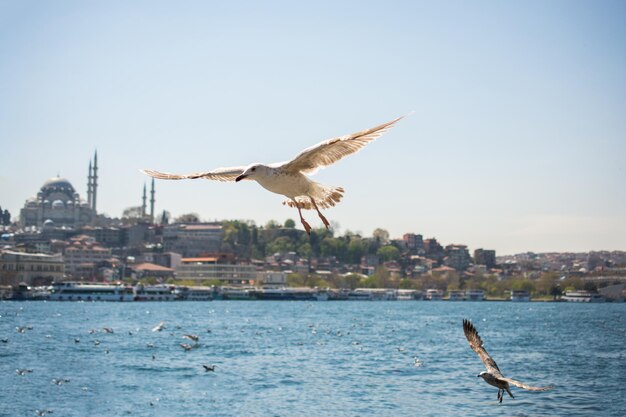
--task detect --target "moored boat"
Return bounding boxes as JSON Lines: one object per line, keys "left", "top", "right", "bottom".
{"left": 562, "top": 291, "right": 605, "bottom": 303}
{"left": 49, "top": 281, "right": 134, "bottom": 302}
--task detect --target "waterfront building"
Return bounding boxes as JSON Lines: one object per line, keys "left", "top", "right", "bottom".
{"left": 474, "top": 248, "right": 497, "bottom": 269}
{"left": 176, "top": 256, "right": 258, "bottom": 285}
{"left": 258, "top": 271, "right": 288, "bottom": 286}
{"left": 0, "top": 250, "right": 64, "bottom": 286}
{"left": 130, "top": 262, "right": 175, "bottom": 281}
{"left": 444, "top": 244, "right": 472, "bottom": 271}
{"left": 63, "top": 235, "right": 112, "bottom": 278}
{"left": 402, "top": 233, "right": 424, "bottom": 254}
{"left": 162, "top": 223, "right": 223, "bottom": 257}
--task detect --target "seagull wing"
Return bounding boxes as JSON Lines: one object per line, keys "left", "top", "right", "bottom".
{"left": 142, "top": 166, "right": 245, "bottom": 182}
{"left": 463, "top": 319, "right": 502, "bottom": 376}
{"left": 280, "top": 115, "right": 405, "bottom": 175}
{"left": 500, "top": 377, "right": 554, "bottom": 391}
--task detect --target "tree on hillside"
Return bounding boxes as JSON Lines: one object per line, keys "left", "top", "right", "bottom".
{"left": 175, "top": 213, "right": 200, "bottom": 223}
{"left": 284, "top": 219, "right": 296, "bottom": 228}
{"left": 372, "top": 228, "right": 390, "bottom": 245}
{"left": 377, "top": 245, "right": 400, "bottom": 262}
{"left": 1, "top": 209, "right": 10, "bottom": 225}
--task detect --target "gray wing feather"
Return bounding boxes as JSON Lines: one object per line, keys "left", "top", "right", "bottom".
{"left": 500, "top": 377, "right": 554, "bottom": 391}
{"left": 463, "top": 319, "right": 503, "bottom": 377}
{"left": 281, "top": 115, "right": 405, "bottom": 175}
{"left": 141, "top": 167, "right": 245, "bottom": 182}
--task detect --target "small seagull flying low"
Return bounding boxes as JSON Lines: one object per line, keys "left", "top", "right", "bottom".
{"left": 462, "top": 319, "right": 553, "bottom": 403}
{"left": 142, "top": 116, "right": 405, "bottom": 234}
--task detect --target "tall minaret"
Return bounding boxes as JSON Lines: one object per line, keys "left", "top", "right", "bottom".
{"left": 150, "top": 178, "right": 155, "bottom": 224}
{"left": 91, "top": 150, "right": 98, "bottom": 212}
{"left": 87, "top": 160, "right": 93, "bottom": 207}
{"left": 141, "top": 183, "right": 147, "bottom": 218}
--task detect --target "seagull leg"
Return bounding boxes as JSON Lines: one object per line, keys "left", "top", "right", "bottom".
{"left": 293, "top": 200, "right": 312, "bottom": 235}
{"left": 309, "top": 197, "right": 330, "bottom": 229}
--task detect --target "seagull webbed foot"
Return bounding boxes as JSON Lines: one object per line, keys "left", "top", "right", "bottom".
{"left": 301, "top": 219, "right": 312, "bottom": 235}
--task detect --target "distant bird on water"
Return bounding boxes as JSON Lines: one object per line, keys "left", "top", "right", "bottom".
{"left": 142, "top": 116, "right": 405, "bottom": 234}
{"left": 462, "top": 319, "right": 553, "bottom": 403}
{"left": 202, "top": 364, "right": 216, "bottom": 372}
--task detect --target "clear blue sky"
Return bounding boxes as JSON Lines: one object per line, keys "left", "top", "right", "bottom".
{"left": 1, "top": 0, "right": 625, "bottom": 255}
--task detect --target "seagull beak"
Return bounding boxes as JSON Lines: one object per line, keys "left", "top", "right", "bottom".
{"left": 476, "top": 374, "right": 482, "bottom": 377}
{"left": 235, "top": 174, "right": 247, "bottom": 182}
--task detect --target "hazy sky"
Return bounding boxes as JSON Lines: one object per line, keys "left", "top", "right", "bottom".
{"left": 1, "top": 0, "right": 625, "bottom": 255}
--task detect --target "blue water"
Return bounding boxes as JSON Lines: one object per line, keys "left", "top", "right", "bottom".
{"left": 1, "top": 301, "right": 625, "bottom": 417}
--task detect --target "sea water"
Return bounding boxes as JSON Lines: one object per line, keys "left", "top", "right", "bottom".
{"left": 1, "top": 301, "right": 625, "bottom": 417}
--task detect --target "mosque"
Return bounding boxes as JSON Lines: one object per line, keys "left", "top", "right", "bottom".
{"left": 19, "top": 151, "right": 156, "bottom": 229}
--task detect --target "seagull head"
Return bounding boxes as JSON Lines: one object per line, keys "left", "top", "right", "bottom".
{"left": 236, "top": 163, "right": 266, "bottom": 182}
{"left": 477, "top": 371, "right": 488, "bottom": 378}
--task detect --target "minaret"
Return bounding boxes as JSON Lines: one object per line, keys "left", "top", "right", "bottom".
{"left": 91, "top": 150, "right": 98, "bottom": 212}
{"left": 141, "top": 183, "right": 147, "bottom": 218}
{"left": 87, "top": 160, "right": 93, "bottom": 208}
{"left": 150, "top": 178, "right": 155, "bottom": 224}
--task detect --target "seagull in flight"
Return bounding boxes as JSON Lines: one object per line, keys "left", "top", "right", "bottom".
{"left": 462, "top": 319, "right": 553, "bottom": 403}
{"left": 142, "top": 116, "right": 405, "bottom": 234}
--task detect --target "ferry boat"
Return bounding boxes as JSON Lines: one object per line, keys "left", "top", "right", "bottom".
{"left": 447, "top": 290, "right": 465, "bottom": 301}
{"left": 174, "top": 286, "right": 214, "bottom": 301}
{"left": 397, "top": 289, "right": 422, "bottom": 300}
{"left": 219, "top": 286, "right": 256, "bottom": 300}
{"left": 253, "top": 287, "right": 328, "bottom": 301}
{"left": 347, "top": 288, "right": 397, "bottom": 301}
{"left": 510, "top": 290, "right": 531, "bottom": 302}
{"left": 49, "top": 282, "right": 134, "bottom": 302}
{"left": 562, "top": 291, "right": 606, "bottom": 303}
{"left": 133, "top": 284, "right": 176, "bottom": 301}
{"left": 465, "top": 289, "right": 485, "bottom": 301}
{"left": 425, "top": 289, "right": 444, "bottom": 301}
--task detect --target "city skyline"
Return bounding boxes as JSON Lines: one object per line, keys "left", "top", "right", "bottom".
{"left": 1, "top": 1, "right": 625, "bottom": 255}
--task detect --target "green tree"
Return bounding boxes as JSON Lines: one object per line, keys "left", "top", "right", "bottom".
{"left": 372, "top": 228, "right": 390, "bottom": 245}
{"left": 267, "top": 236, "right": 296, "bottom": 254}
{"left": 347, "top": 238, "right": 367, "bottom": 264}
{"left": 284, "top": 219, "right": 296, "bottom": 228}
{"left": 175, "top": 213, "right": 200, "bottom": 223}
{"left": 377, "top": 245, "right": 400, "bottom": 262}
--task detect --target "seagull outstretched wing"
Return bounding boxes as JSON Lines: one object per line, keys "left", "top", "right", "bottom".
{"left": 463, "top": 319, "right": 502, "bottom": 376}
{"left": 500, "top": 377, "right": 554, "bottom": 391}
{"left": 280, "top": 115, "right": 405, "bottom": 175}
{"left": 142, "top": 167, "right": 245, "bottom": 182}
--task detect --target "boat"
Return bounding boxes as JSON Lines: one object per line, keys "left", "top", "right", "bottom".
{"left": 425, "top": 289, "right": 443, "bottom": 301}
{"left": 174, "top": 286, "right": 214, "bottom": 301}
{"left": 49, "top": 281, "right": 134, "bottom": 302}
{"left": 347, "top": 288, "right": 397, "bottom": 301}
{"left": 219, "top": 286, "right": 256, "bottom": 300}
{"left": 447, "top": 290, "right": 465, "bottom": 301}
{"left": 465, "top": 289, "right": 485, "bottom": 301}
{"left": 254, "top": 287, "right": 326, "bottom": 301}
{"left": 397, "top": 289, "right": 422, "bottom": 300}
{"left": 134, "top": 284, "right": 176, "bottom": 301}
{"left": 562, "top": 291, "right": 606, "bottom": 303}
{"left": 510, "top": 290, "right": 531, "bottom": 302}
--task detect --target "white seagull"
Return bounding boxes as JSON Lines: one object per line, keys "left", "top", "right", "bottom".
{"left": 463, "top": 319, "right": 554, "bottom": 403}
{"left": 142, "top": 116, "right": 405, "bottom": 234}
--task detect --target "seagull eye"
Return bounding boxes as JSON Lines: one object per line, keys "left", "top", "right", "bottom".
{"left": 251, "top": 167, "right": 256, "bottom": 172}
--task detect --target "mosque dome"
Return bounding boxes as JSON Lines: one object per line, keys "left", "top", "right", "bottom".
{"left": 52, "top": 200, "right": 65, "bottom": 209}
{"left": 41, "top": 176, "right": 76, "bottom": 194}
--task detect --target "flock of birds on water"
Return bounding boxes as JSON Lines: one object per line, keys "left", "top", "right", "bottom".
{"left": 6, "top": 116, "right": 554, "bottom": 414}
{"left": 4, "top": 312, "right": 554, "bottom": 415}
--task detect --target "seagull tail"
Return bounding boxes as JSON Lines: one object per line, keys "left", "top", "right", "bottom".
{"left": 283, "top": 185, "right": 344, "bottom": 210}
